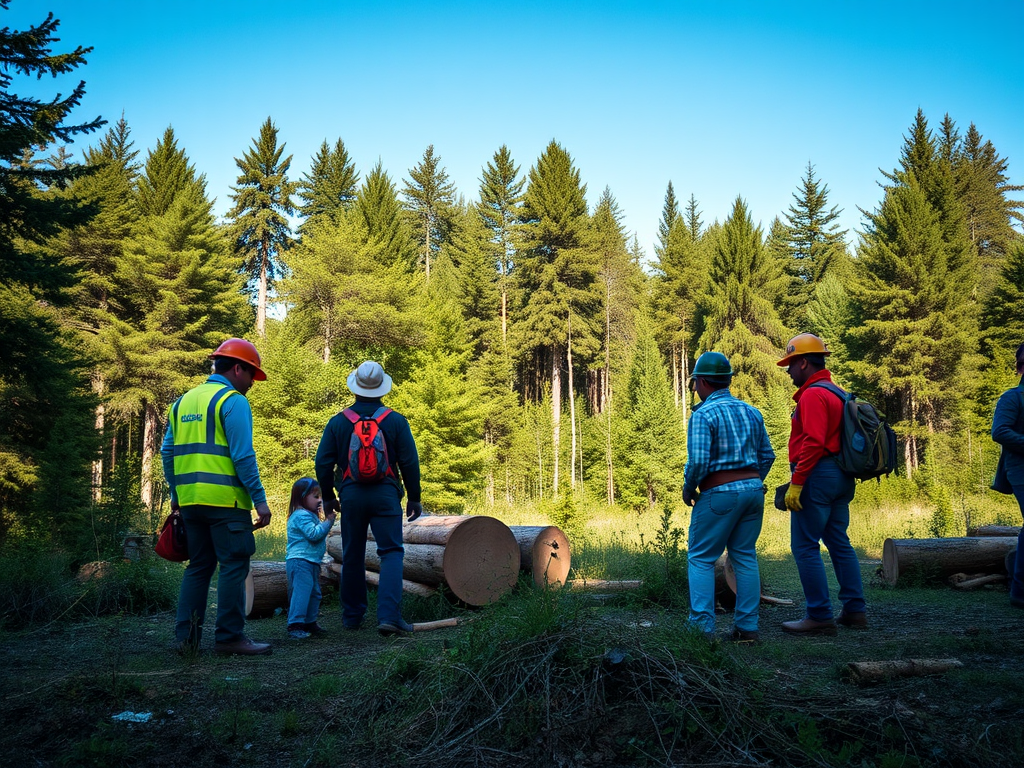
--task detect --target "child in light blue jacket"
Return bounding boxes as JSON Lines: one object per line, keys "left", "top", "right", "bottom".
{"left": 286, "top": 477, "right": 336, "bottom": 639}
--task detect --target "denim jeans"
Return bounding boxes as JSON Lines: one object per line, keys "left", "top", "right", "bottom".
{"left": 176, "top": 505, "right": 255, "bottom": 645}
{"left": 687, "top": 483, "right": 765, "bottom": 633}
{"left": 339, "top": 485, "right": 404, "bottom": 627}
{"left": 790, "top": 458, "right": 865, "bottom": 620}
{"left": 287, "top": 558, "right": 322, "bottom": 627}
{"left": 1011, "top": 485, "right": 1024, "bottom": 601}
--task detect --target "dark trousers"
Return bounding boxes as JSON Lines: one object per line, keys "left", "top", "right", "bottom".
{"left": 1012, "top": 485, "right": 1024, "bottom": 600}
{"left": 790, "top": 458, "right": 865, "bottom": 620}
{"left": 339, "top": 485, "right": 404, "bottom": 627}
{"left": 175, "top": 505, "right": 255, "bottom": 645}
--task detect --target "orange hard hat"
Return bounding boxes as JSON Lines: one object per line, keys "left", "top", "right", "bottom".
{"left": 209, "top": 338, "right": 267, "bottom": 381}
{"left": 777, "top": 333, "right": 831, "bottom": 367}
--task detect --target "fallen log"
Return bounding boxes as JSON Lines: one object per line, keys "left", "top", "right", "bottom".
{"left": 966, "top": 525, "right": 1020, "bottom": 537}
{"left": 950, "top": 573, "right": 1005, "bottom": 590}
{"left": 845, "top": 658, "right": 963, "bottom": 685}
{"left": 245, "top": 561, "right": 289, "bottom": 618}
{"left": 509, "top": 525, "right": 571, "bottom": 587}
{"left": 568, "top": 579, "right": 643, "bottom": 591}
{"left": 365, "top": 568, "right": 437, "bottom": 598}
{"left": 881, "top": 537, "right": 1017, "bottom": 585}
{"left": 413, "top": 617, "right": 460, "bottom": 632}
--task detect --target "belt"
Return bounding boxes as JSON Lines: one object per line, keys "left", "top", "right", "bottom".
{"left": 698, "top": 468, "right": 760, "bottom": 493}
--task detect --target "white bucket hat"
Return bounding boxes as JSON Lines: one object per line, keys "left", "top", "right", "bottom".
{"left": 347, "top": 361, "right": 393, "bottom": 397}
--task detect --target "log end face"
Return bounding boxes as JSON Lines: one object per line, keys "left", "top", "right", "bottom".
{"left": 443, "top": 517, "right": 521, "bottom": 606}
{"left": 531, "top": 526, "right": 572, "bottom": 588}
{"left": 882, "top": 538, "right": 898, "bottom": 585}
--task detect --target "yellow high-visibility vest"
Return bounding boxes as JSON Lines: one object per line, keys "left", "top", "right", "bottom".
{"left": 169, "top": 382, "right": 252, "bottom": 509}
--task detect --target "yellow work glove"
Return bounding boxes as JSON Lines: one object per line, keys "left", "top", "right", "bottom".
{"left": 784, "top": 483, "right": 804, "bottom": 512}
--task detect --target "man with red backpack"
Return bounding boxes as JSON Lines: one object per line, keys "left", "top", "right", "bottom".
{"left": 778, "top": 333, "right": 867, "bottom": 636}
{"left": 315, "top": 361, "right": 422, "bottom": 636}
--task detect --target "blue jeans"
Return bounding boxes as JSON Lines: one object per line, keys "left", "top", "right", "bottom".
{"left": 687, "top": 483, "right": 765, "bottom": 633}
{"left": 1011, "top": 485, "right": 1024, "bottom": 601}
{"left": 176, "top": 505, "right": 255, "bottom": 645}
{"left": 287, "top": 558, "right": 322, "bottom": 627}
{"left": 790, "top": 458, "right": 864, "bottom": 620}
{"left": 339, "top": 485, "right": 404, "bottom": 627}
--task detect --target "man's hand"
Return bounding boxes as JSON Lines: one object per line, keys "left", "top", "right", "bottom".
{"left": 253, "top": 501, "right": 272, "bottom": 530}
{"left": 323, "top": 497, "right": 340, "bottom": 515}
{"left": 406, "top": 501, "right": 423, "bottom": 522}
{"left": 784, "top": 483, "right": 804, "bottom": 512}
{"left": 682, "top": 488, "right": 698, "bottom": 507}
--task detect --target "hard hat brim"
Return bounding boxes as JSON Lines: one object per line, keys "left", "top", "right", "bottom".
{"left": 209, "top": 352, "right": 268, "bottom": 381}
{"left": 777, "top": 350, "right": 831, "bottom": 367}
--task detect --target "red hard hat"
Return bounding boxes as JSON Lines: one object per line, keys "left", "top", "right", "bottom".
{"left": 209, "top": 338, "right": 267, "bottom": 381}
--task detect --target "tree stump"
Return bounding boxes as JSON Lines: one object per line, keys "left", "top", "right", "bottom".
{"left": 509, "top": 525, "right": 571, "bottom": 587}
{"left": 881, "top": 537, "right": 1018, "bottom": 585}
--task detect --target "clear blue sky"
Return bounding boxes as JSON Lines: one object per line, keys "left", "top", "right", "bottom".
{"left": 8, "top": 1, "right": 1024, "bottom": 260}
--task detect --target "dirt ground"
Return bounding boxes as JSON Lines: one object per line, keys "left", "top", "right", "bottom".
{"left": 2, "top": 562, "right": 1024, "bottom": 767}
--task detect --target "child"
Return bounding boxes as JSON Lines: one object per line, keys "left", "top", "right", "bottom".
{"left": 286, "top": 477, "right": 336, "bottom": 639}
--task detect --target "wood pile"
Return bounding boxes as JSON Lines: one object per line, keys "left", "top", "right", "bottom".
{"left": 881, "top": 536, "right": 1017, "bottom": 586}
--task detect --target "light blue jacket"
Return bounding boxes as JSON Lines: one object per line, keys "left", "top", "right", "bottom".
{"left": 286, "top": 509, "right": 333, "bottom": 563}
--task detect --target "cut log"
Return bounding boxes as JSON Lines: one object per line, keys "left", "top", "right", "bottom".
{"left": 509, "top": 525, "right": 571, "bottom": 587}
{"left": 881, "top": 537, "right": 1017, "bottom": 585}
{"left": 364, "top": 569, "right": 437, "bottom": 599}
{"left": 413, "top": 618, "right": 460, "bottom": 631}
{"left": 845, "top": 658, "right": 963, "bottom": 685}
{"left": 966, "top": 525, "right": 1020, "bottom": 537}
{"left": 759, "top": 595, "right": 795, "bottom": 606}
{"left": 568, "top": 579, "right": 643, "bottom": 591}
{"left": 245, "top": 561, "right": 288, "bottom": 618}
{"left": 950, "top": 573, "right": 1006, "bottom": 590}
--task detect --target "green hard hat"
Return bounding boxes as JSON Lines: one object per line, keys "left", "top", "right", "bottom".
{"left": 692, "top": 351, "right": 733, "bottom": 378}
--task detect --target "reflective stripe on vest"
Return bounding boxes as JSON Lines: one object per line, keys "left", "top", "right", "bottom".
{"left": 169, "top": 382, "right": 252, "bottom": 509}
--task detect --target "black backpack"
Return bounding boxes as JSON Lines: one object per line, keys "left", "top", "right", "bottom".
{"left": 809, "top": 382, "right": 897, "bottom": 481}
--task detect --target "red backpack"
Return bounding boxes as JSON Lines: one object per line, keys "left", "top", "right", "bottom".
{"left": 342, "top": 407, "right": 396, "bottom": 483}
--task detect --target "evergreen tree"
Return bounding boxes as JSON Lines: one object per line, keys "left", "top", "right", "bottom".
{"left": 657, "top": 181, "right": 679, "bottom": 251}
{"left": 137, "top": 127, "right": 194, "bottom": 216}
{"left": 0, "top": 6, "right": 103, "bottom": 546}
{"left": 614, "top": 315, "right": 686, "bottom": 510}
{"left": 227, "top": 117, "right": 296, "bottom": 338}
{"left": 356, "top": 161, "right": 415, "bottom": 267}
{"left": 477, "top": 145, "right": 525, "bottom": 348}
{"left": 296, "top": 138, "right": 358, "bottom": 230}
{"left": 693, "top": 197, "right": 789, "bottom": 399}
{"left": 402, "top": 144, "right": 456, "bottom": 281}
{"left": 684, "top": 194, "right": 703, "bottom": 241}
{"left": 982, "top": 240, "right": 1024, "bottom": 391}
{"left": 442, "top": 201, "right": 499, "bottom": 354}
{"left": 804, "top": 271, "right": 854, "bottom": 382}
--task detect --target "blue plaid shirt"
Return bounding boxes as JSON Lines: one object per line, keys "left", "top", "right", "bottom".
{"left": 683, "top": 389, "right": 775, "bottom": 496}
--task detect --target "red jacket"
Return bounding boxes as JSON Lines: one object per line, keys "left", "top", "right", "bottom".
{"left": 789, "top": 370, "right": 844, "bottom": 486}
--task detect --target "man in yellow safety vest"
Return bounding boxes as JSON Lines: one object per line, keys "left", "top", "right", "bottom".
{"left": 161, "top": 338, "right": 273, "bottom": 656}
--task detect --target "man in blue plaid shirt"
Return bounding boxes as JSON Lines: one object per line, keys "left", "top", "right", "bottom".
{"left": 683, "top": 352, "right": 775, "bottom": 643}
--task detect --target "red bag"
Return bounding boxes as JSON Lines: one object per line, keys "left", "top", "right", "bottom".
{"left": 155, "top": 510, "right": 189, "bottom": 562}
{"left": 341, "top": 407, "right": 396, "bottom": 483}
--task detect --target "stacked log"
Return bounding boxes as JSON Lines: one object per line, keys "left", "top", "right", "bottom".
{"left": 509, "top": 525, "right": 571, "bottom": 587}
{"left": 881, "top": 537, "right": 1017, "bottom": 586}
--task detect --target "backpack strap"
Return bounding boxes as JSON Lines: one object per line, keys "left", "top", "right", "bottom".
{"left": 372, "top": 407, "right": 392, "bottom": 424}
{"left": 807, "top": 381, "right": 849, "bottom": 403}
{"left": 341, "top": 408, "right": 360, "bottom": 424}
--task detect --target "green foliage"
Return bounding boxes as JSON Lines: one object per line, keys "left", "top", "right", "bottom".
{"left": 402, "top": 144, "right": 456, "bottom": 279}
{"left": 356, "top": 161, "right": 415, "bottom": 267}
{"left": 297, "top": 137, "right": 358, "bottom": 229}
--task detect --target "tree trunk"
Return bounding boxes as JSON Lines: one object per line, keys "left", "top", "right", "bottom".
{"left": 967, "top": 525, "right": 1021, "bottom": 537}
{"left": 680, "top": 341, "right": 689, "bottom": 424}
{"left": 140, "top": 401, "right": 160, "bottom": 511}
{"left": 672, "top": 343, "right": 679, "bottom": 407}
{"left": 509, "top": 525, "right": 571, "bottom": 587}
{"left": 256, "top": 241, "right": 268, "bottom": 338}
{"left": 552, "top": 342, "right": 562, "bottom": 497}
{"left": 881, "top": 537, "right": 1017, "bottom": 585}
{"left": 424, "top": 222, "right": 431, "bottom": 281}
{"left": 244, "top": 561, "right": 290, "bottom": 618}
{"left": 567, "top": 316, "right": 577, "bottom": 490}
{"left": 323, "top": 306, "right": 331, "bottom": 363}
{"left": 92, "top": 373, "right": 105, "bottom": 502}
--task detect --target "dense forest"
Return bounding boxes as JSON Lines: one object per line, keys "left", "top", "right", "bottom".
{"left": 2, "top": 8, "right": 1023, "bottom": 561}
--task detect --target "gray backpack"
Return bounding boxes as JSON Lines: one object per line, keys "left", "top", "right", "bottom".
{"left": 809, "top": 382, "right": 897, "bottom": 481}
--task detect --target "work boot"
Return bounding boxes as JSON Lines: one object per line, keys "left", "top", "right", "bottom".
{"left": 214, "top": 636, "right": 273, "bottom": 656}
{"left": 837, "top": 610, "right": 868, "bottom": 629}
{"left": 287, "top": 625, "right": 311, "bottom": 640}
{"left": 304, "top": 622, "right": 328, "bottom": 636}
{"left": 730, "top": 628, "right": 759, "bottom": 644}
{"left": 781, "top": 617, "right": 837, "bottom": 637}
{"left": 377, "top": 619, "right": 415, "bottom": 637}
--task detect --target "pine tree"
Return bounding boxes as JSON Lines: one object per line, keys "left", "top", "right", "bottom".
{"left": 657, "top": 181, "right": 679, "bottom": 251}
{"left": 614, "top": 315, "right": 686, "bottom": 511}
{"left": 137, "top": 127, "right": 194, "bottom": 216}
{"left": 517, "top": 140, "right": 596, "bottom": 496}
{"left": 402, "top": 145, "right": 456, "bottom": 281}
{"left": 684, "top": 194, "right": 703, "bottom": 241}
{"left": 693, "top": 197, "right": 789, "bottom": 399}
{"left": 0, "top": 6, "right": 104, "bottom": 546}
{"left": 227, "top": 117, "right": 296, "bottom": 338}
{"left": 442, "top": 201, "right": 499, "bottom": 354}
{"left": 296, "top": 138, "right": 358, "bottom": 230}
{"left": 356, "top": 161, "right": 415, "bottom": 267}
{"left": 477, "top": 145, "right": 525, "bottom": 348}
{"left": 982, "top": 240, "right": 1024, "bottom": 391}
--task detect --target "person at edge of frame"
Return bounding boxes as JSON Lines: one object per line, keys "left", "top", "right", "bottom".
{"left": 992, "top": 342, "right": 1024, "bottom": 609}
{"left": 161, "top": 338, "right": 274, "bottom": 656}
{"left": 682, "top": 351, "right": 775, "bottom": 644}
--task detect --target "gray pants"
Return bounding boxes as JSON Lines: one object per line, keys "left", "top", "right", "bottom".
{"left": 175, "top": 505, "right": 255, "bottom": 645}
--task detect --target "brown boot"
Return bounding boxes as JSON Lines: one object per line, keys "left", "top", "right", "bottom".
{"left": 781, "top": 617, "right": 837, "bottom": 637}
{"left": 214, "top": 636, "right": 272, "bottom": 656}
{"left": 837, "top": 610, "right": 867, "bottom": 629}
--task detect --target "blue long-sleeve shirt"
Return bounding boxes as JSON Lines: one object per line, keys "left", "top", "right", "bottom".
{"left": 683, "top": 388, "right": 775, "bottom": 497}
{"left": 160, "top": 374, "right": 267, "bottom": 506}
{"left": 992, "top": 378, "right": 1024, "bottom": 486}
{"left": 286, "top": 508, "right": 333, "bottom": 562}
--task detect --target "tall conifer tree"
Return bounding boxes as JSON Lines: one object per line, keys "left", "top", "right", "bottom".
{"left": 356, "top": 161, "right": 414, "bottom": 267}
{"left": 296, "top": 138, "right": 358, "bottom": 231}
{"left": 227, "top": 117, "right": 296, "bottom": 337}
{"left": 402, "top": 145, "right": 456, "bottom": 281}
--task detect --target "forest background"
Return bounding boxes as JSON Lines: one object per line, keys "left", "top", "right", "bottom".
{"left": 2, "top": 4, "right": 1024, "bottom": 567}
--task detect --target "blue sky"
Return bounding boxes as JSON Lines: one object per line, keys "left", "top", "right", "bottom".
{"left": 7, "top": 1, "right": 1024, "bottom": 260}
